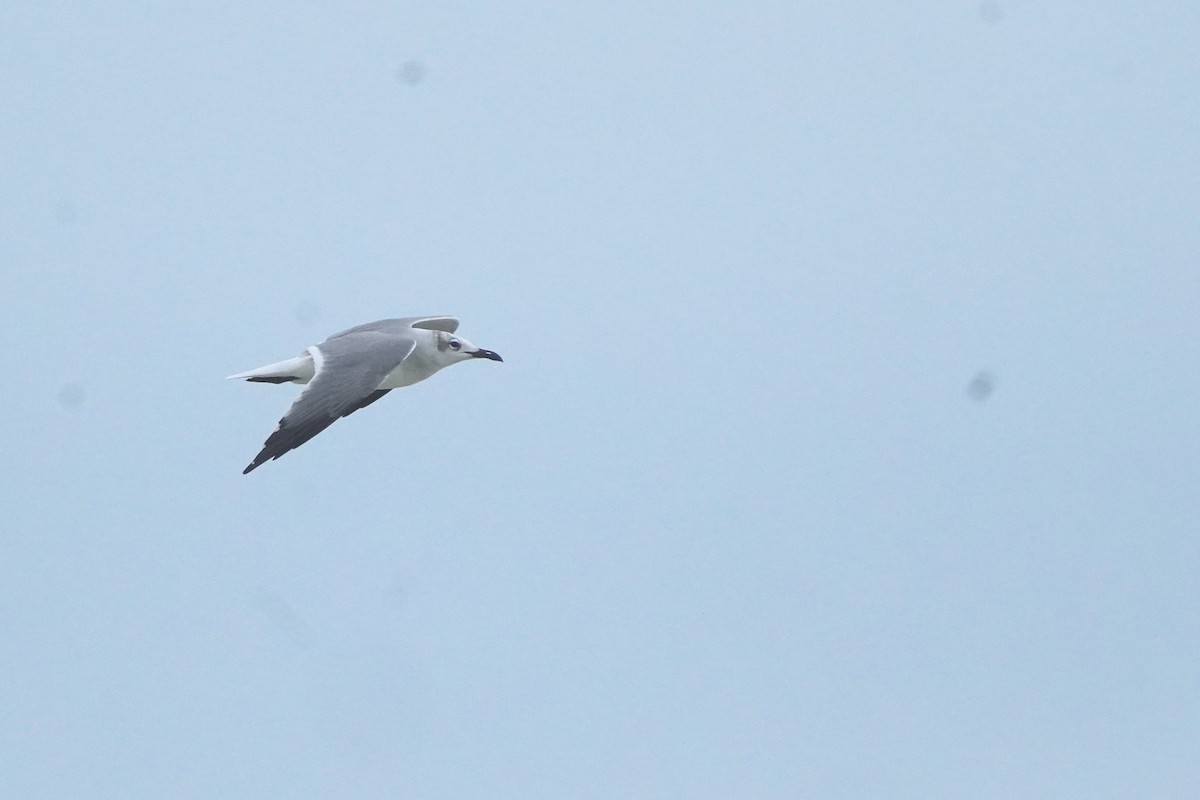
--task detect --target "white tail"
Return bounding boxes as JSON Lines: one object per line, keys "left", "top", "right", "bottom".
{"left": 226, "top": 352, "right": 316, "bottom": 384}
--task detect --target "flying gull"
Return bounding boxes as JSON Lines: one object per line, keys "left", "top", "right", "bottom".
{"left": 229, "top": 316, "right": 502, "bottom": 474}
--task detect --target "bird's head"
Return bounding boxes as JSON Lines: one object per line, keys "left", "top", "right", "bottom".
{"left": 435, "top": 331, "right": 503, "bottom": 365}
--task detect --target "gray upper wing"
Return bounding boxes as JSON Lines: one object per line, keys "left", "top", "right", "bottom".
{"left": 242, "top": 331, "right": 416, "bottom": 473}
{"left": 326, "top": 316, "right": 459, "bottom": 340}
{"left": 404, "top": 316, "right": 459, "bottom": 333}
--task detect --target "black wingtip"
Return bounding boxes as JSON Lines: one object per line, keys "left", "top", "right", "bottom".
{"left": 240, "top": 414, "right": 340, "bottom": 475}
{"left": 242, "top": 431, "right": 281, "bottom": 475}
{"left": 243, "top": 452, "right": 270, "bottom": 474}
{"left": 239, "top": 386, "right": 392, "bottom": 475}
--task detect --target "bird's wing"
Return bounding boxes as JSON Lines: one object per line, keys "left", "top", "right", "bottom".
{"left": 327, "top": 316, "right": 459, "bottom": 340}
{"left": 242, "top": 331, "right": 415, "bottom": 473}
{"left": 404, "top": 316, "right": 459, "bottom": 333}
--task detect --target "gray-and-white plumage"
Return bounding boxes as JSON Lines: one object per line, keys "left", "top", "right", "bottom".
{"left": 228, "top": 316, "right": 502, "bottom": 473}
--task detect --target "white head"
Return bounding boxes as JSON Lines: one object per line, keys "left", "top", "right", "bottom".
{"left": 433, "top": 330, "right": 503, "bottom": 365}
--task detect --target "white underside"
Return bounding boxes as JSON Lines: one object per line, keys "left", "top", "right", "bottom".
{"left": 378, "top": 368, "right": 423, "bottom": 389}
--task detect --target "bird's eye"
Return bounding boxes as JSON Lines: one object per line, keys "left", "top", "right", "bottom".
{"left": 449, "top": 339, "right": 461, "bottom": 350}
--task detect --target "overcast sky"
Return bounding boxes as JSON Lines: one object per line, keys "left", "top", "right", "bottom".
{"left": 3, "top": 2, "right": 1198, "bottom": 797}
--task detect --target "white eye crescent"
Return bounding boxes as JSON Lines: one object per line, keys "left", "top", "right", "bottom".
{"left": 449, "top": 338, "right": 461, "bottom": 350}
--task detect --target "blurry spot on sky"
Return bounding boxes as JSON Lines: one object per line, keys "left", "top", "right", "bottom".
{"left": 396, "top": 60, "right": 426, "bottom": 86}
{"left": 967, "top": 370, "right": 996, "bottom": 402}
{"left": 978, "top": 2, "right": 1003, "bottom": 25}
{"left": 54, "top": 200, "right": 78, "bottom": 224}
{"left": 254, "top": 589, "right": 312, "bottom": 649}
{"left": 57, "top": 381, "right": 86, "bottom": 409}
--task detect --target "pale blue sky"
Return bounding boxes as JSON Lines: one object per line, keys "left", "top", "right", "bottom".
{"left": 2, "top": 2, "right": 1198, "bottom": 797}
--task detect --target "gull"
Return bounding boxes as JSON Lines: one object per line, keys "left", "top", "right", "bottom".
{"left": 229, "top": 316, "right": 502, "bottom": 474}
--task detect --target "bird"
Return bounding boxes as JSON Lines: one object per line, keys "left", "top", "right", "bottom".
{"left": 229, "top": 316, "right": 502, "bottom": 474}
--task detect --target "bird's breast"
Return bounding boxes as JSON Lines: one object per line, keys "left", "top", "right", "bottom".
{"left": 379, "top": 360, "right": 443, "bottom": 389}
